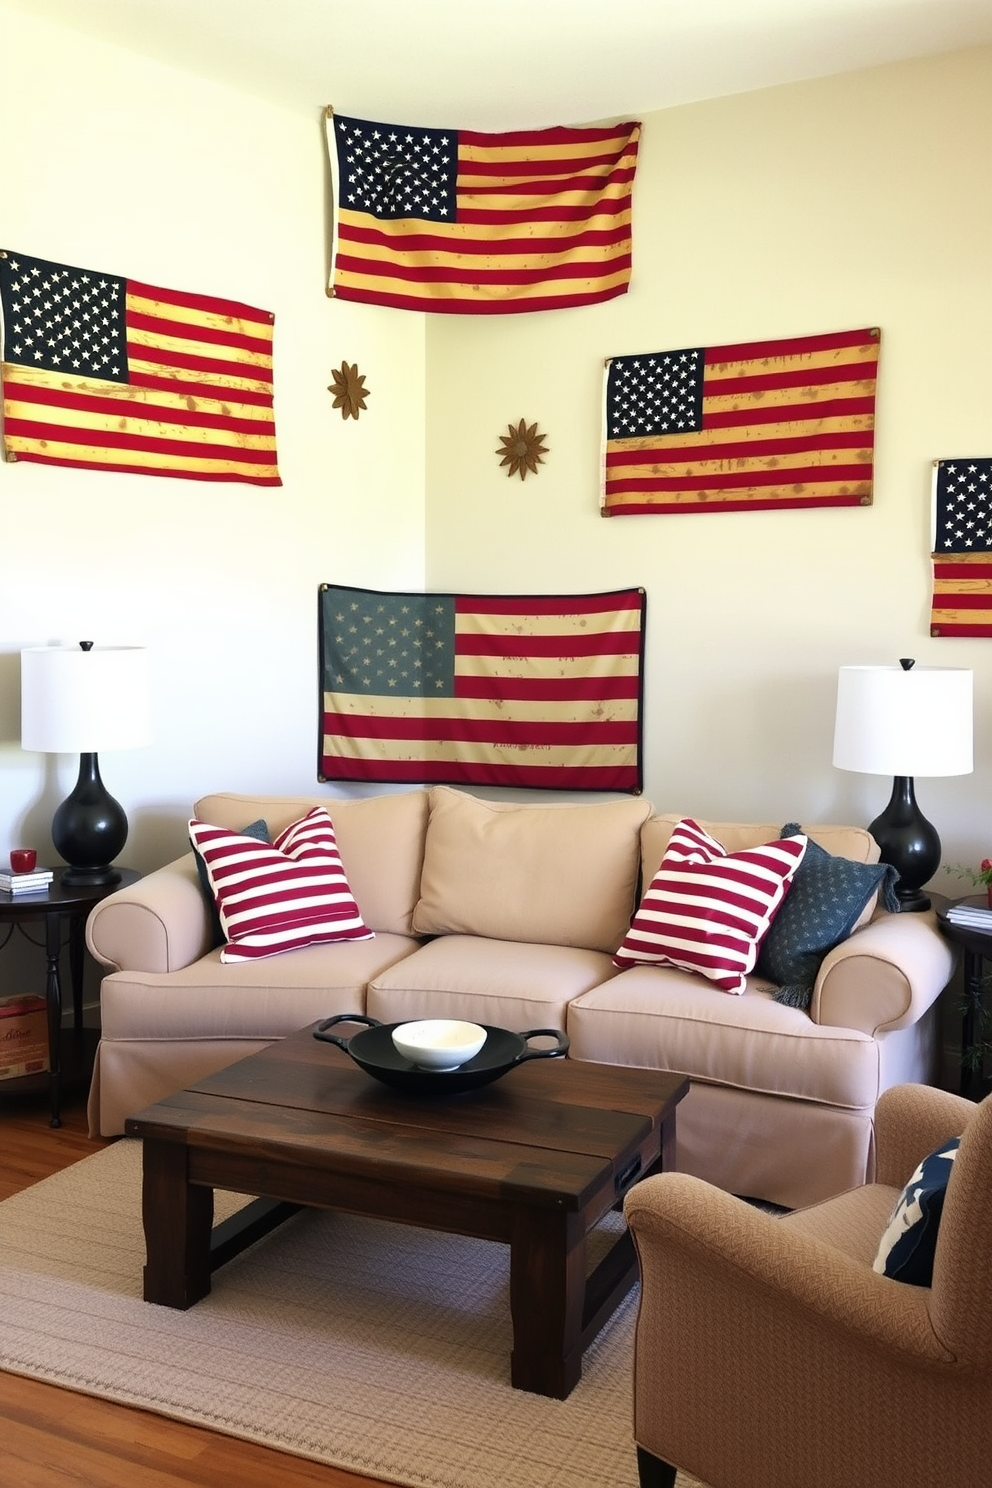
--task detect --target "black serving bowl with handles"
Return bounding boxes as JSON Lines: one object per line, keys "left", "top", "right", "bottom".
{"left": 313, "top": 1014, "right": 569, "bottom": 1095}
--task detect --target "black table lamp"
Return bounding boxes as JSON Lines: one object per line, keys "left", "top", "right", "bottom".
{"left": 20, "top": 641, "right": 151, "bottom": 886}
{"left": 832, "top": 659, "right": 973, "bottom": 912}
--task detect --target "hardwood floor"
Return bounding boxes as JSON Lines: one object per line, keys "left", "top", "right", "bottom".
{"left": 0, "top": 1088, "right": 388, "bottom": 1488}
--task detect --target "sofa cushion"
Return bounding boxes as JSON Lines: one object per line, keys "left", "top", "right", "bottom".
{"left": 368, "top": 934, "right": 619, "bottom": 1032}
{"left": 98, "top": 933, "right": 422, "bottom": 1041}
{"left": 873, "top": 1137, "right": 960, "bottom": 1286}
{"left": 411, "top": 786, "right": 650, "bottom": 953}
{"left": 640, "top": 815, "right": 879, "bottom": 883}
{"left": 614, "top": 818, "right": 807, "bottom": 994}
{"left": 566, "top": 965, "right": 879, "bottom": 1109}
{"left": 757, "top": 824, "right": 901, "bottom": 1009}
{"left": 192, "top": 817, "right": 270, "bottom": 949}
{"left": 189, "top": 807, "right": 373, "bottom": 963}
{"left": 195, "top": 790, "right": 429, "bottom": 937}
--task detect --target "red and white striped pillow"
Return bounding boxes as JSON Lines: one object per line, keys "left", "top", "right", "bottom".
{"left": 614, "top": 818, "right": 807, "bottom": 994}
{"left": 189, "top": 806, "right": 373, "bottom": 963}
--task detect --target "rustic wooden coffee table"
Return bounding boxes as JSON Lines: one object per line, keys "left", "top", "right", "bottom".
{"left": 125, "top": 1024, "right": 689, "bottom": 1399}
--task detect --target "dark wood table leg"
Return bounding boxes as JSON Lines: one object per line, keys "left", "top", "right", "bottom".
{"left": 509, "top": 1205, "right": 586, "bottom": 1398}
{"left": 141, "top": 1138, "right": 214, "bottom": 1309}
{"left": 43, "top": 912, "right": 63, "bottom": 1127}
{"left": 67, "top": 911, "right": 86, "bottom": 1039}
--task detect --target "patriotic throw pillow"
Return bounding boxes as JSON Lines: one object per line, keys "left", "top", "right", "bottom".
{"left": 614, "top": 818, "right": 807, "bottom": 994}
{"left": 189, "top": 806, "right": 373, "bottom": 963}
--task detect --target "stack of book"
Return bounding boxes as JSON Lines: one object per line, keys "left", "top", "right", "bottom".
{"left": 945, "top": 901, "right": 992, "bottom": 930}
{"left": 0, "top": 866, "right": 54, "bottom": 896}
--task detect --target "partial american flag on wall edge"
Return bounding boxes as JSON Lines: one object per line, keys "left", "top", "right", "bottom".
{"left": 318, "top": 583, "right": 645, "bottom": 791}
{"left": 930, "top": 456, "right": 992, "bottom": 636}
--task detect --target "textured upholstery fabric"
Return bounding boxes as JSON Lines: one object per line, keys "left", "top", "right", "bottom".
{"left": 412, "top": 785, "right": 649, "bottom": 952}
{"left": 624, "top": 1084, "right": 992, "bottom": 1488}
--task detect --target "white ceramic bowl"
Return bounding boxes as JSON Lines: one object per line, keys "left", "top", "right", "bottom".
{"left": 391, "top": 1019, "right": 487, "bottom": 1072}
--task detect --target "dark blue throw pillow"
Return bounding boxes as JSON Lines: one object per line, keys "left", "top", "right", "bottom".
{"left": 873, "top": 1138, "right": 960, "bottom": 1286}
{"left": 192, "top": 818, "right": 270, "bottom": 948}
{"left": 756, "top": 823, "right": 900, "bottom": 1009}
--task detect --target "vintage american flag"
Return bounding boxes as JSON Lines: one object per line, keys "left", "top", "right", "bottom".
{"left": 0, "top": 249, "right": 280, "bottom": 484}
{"left": 326, "top": 110, "right": 639, "bottom": 313}
{"left": 930, "top": 457, "right": 992, "bottom": 637}
{"left": 601, "top": 327, "right": 879, "bottom": 516}
{"left": 319, "top": 584, "right": 645, "bottom": 791}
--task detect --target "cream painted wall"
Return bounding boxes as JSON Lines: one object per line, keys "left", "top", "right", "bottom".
{"left": 0, "top": 3, "right": 427, "bottom": 889}
{"left": 424, "top": 46, "right": 992, "bottom": 876}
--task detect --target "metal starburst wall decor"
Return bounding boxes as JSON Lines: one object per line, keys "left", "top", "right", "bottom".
{"left": 495, "top": 418, "right": 549, "bottom": 480}
{"left": 328, "top": 360, "right": 370, "bottom": 419}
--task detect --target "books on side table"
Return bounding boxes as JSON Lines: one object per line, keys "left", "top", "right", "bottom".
{"left": 0, "top": 867, "right": 55, "bottom": 895}
{"left": 945, "top": 901, "right": 992, "bottom": 931}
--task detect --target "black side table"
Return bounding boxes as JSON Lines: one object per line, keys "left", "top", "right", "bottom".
{"left": 932, "top": 892, "right": 992, "bottom": 1098}
{"left": 0, "top": 869, "right": 140, "bottom": 1126}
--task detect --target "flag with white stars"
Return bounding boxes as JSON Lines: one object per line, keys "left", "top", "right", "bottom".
{"left": 602, "top": 328, "right": 880, "bottom": 516}
{"left": 0, "top": 249, "right": 280, "bottom": 484}
{"left": 319, "top": 583, "right": 645, "bottom": 791}
{"left": 326, "top": 110, "right": 640, "bottom": 314}
{"left": 930, "top": 458, "right": 992, "bottom": 637}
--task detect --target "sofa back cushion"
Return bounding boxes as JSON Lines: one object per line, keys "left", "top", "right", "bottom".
{"left": 642, "top": 816, "right": 879, "bottom": 882}
{"left": 194, "top": 790, "right": 428, "bottom": 937}
{"left": 412, "top": 786, "right": 651, "bottom": 952}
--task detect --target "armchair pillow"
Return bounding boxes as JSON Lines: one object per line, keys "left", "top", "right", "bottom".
{"left": 757, "top": 823, "right": 901, "bottom": 1009}
{"left": 189, "top": 806, "right": 373, "bottom": 963}
{"left": 613, "top": 817, "right": 808, "bottom": 994}
{"left": 873, "top": 1137, "right": 960, "bottom": 1286}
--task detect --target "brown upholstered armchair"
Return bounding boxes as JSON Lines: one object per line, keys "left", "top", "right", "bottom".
{"left": 624, "top": 1082, "right": 992, "bottom": 1488}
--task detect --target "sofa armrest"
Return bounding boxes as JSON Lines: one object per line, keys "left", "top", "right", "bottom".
{"left": 85, "top": 854, "right": 212, "bottom": 974}
{"left": 810, "top": 910, "right": 957, "bottom": 1036}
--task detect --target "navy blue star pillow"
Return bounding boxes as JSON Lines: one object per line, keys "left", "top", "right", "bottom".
{"left": 755, "top": 823, "right": 900, "bottom": 1010}
{"left": 873, "top": 1137, "right": 960, "bottom": 1286}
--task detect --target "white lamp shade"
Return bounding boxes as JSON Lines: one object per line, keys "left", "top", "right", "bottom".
{"left": 21, "top": 645, "right": 151, "bottom": 753}
{"left": 833, "top": 664, "right": 973, "bottom": 778}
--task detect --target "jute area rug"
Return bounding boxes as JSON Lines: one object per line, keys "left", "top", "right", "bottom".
{"left": 0, "top": 1140, "right": 707, "bottom": 1488}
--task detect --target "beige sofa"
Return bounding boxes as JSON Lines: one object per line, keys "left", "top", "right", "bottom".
{"left": 85, "top": 786, "right": 956, "bottom": 1209}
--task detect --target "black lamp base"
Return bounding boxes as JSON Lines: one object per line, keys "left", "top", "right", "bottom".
{"left": 868, "top": 775, "right": 940, "bottom": 913}
{"left": 51, "top": 751, "right": 128, "bottom": 889}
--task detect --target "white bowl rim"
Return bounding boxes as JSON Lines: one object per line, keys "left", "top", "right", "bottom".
{"left": 391, "top": 1019, "right": 486, "bottom": 1050}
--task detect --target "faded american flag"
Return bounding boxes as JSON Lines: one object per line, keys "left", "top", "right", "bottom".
{"left": 930, "top": 457, "right": 992, "bottom": 637}
{"left": 326, "top": 110, "right": 639, "bottom": 314}
{"left": 602, "top": 327, "right": 879, "bottom": 515}
{"left": 319, "top": 584, "right": 645, "bottom": 791}
{"left": 0, "top": 249, "right": 280, "bottom": 484}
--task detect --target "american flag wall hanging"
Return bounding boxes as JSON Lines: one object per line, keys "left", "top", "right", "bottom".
{"left": 930, "top": 458, "right": 992, "bottom": 637}
{"left": 0, "top": 249, "right": 280, "bottom": 485}
{"left": 326, "top": 109, "right": 639, "bottom": 314}
{"left": 319, "top": 583, "right": 645, "bottom": 792}
{"left": 601, "top": 326, "right": 879, "bottom": 516}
